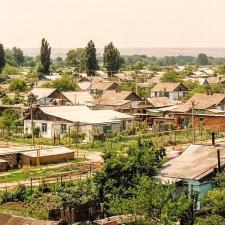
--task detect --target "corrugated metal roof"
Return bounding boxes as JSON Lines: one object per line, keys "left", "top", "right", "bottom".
{"left": 160, "top": 143, "right": 225, "bottom": 181}
{"left": 39, "top": 105, "right": 134, "bottom": 124}
{"left": 174, "top": 93, "right": 225, "bottom": 112}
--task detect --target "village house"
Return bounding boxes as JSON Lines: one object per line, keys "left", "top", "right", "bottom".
{"left": 159, "top": 141, "right": 225, "bottom": 206}
{"left": 90, "top": 81, "right": 118, "bottom": 94}
{"left": 62, "top": 91, "right": 94, "bottom": 106}
{"left": 29, "top": 88, "right": 72, "bottom": 106}
{"left": 114, "top": 72, "right": 134, "bottom": 82}
{"left": 24, "top": 105, "right": 134, "bottom": 142}
{"left": 93, "top": 90, "right": 151, "bottom": 115}
{"left": 171, "top": 93, "right": 225, "bottom": 130}
{"left": 207, "top": 76, "right": 225, "bottom": 85}
{"left": 182, "top": 77, "right": 209, "bottom": 87}
{"left": 144, "top": 97, "right": 180, "bottom": 131}
{"left": 151, "top": 82, "right": 188, "bottom": 100}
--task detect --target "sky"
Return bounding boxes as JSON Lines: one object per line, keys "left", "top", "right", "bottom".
{"left": 1, "top": 0, "right": 225, "bottom": 48}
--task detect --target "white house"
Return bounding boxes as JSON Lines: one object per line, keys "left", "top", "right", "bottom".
{"left": 24, "top": 105, "right": 134, "bottom": 142}
{"left": 151, "top": 82, "right": 188, "bottom": 100}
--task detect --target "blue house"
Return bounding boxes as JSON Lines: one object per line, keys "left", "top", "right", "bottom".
{"left": 159, "top": 143, "right": 225, "bottom": 207}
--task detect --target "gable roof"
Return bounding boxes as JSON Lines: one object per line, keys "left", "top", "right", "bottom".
{"left": 76, "top": 82, "right": 91, "bottom": 91}
{"left": 151, "top": 82, "right": 187, "bottom": 92}
{"left": 146, "top": 97, "right": 176, "bottom": 108}
{"left": 174, "top": 93, "right": 225, "bottom": 112}
{"left": 160, "top": 143, "right": 225, "bottom": 181}
{"left": 91, "top": 82, "right": 117, "bottom": 91}
{"left": 31, "top": 88, "right": 57, "bottom": 100}
{"left": 62, "top": 91, "right": 93, "bottom": 105}
{"left": 99, "top": 91, "right": 140, "bottom": 101}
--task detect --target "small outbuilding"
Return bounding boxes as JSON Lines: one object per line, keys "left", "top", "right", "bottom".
{"left": 21, "top": 147, "right": 74, "bottom": 166}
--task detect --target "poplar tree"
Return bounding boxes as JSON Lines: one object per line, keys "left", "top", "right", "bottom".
{"left": 103, "top": 42, "right": 120, "bottom": 76}
{"left": 40, "top": 38, "right": 51, "bottom": 74}
{"left": 85, "top": 40, "right": 98, "bottom": 76}
{"left": 0, "top": 43, "right": 6, "bottom": 74}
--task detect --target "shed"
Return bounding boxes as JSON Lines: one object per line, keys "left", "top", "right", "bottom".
{"left": 21, "top": 147, "right": 74, "bottom": 166}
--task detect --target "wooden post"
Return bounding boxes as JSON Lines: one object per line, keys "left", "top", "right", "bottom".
{"left": 191, "top": 100, "right": 195, "bottom": 143}
{"left": 217, "top": 149, "right": 221, "bottom": 173}
{"left": 31, "top": 104, "right": 34, "bottom": 146}
{"left": 68, "top": 127, "right": 71, "bottom": 147}
{"left": 90, "top": 164, "right": 92, "bottom": 177}
{"left": 30, "top": 178, "right": 33, "bottom": 190}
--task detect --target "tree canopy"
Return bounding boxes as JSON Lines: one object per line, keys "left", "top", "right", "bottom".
{"left": 103, "top": 42, "right": 121, "bottom": 75}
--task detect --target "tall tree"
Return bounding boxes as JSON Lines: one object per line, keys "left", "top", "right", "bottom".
{"left": 197, "top": 53, "right": 209, "bottom": 65}
{"left": 0, "top": 43, "right": 6, "bottom": 74}
{"left": 12, "top": 47, "right": 25, "bottom": 66}
{"left": 103, "top": 42, "right": 121, "bottom": 76}
{"left": 84, "top": 40, "right": 98, "bottom": 76}
{"left": 39, "top": 38, "right": 51, "bottom": 74}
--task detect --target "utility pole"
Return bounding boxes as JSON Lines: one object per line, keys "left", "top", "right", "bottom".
{"left": 31, "top": 103, "right": 34, "bottom": 146}
{"left": 191, "top": 100, "right": 195, "bottom": 142}
{"left": 135, "top": 75, "right": 138, "bottom": 95}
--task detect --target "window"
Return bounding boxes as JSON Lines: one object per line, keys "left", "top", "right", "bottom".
{"left": 103, "top": 125, "right": 112, "bottom": 133}
{"left": 61, "top": 124, "right": 67, "bottom": 133}
{"left": 41, "top": 123, "right": 47, "bottom": 133}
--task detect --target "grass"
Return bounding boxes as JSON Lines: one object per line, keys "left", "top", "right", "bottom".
{"left": 80, "top": 129, "right": 225, "bottom": 152}
{"left": 0, "top": 158, "right": 86, "bottom": 183}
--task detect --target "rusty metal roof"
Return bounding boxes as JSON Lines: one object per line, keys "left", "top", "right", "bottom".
{"left": 0, "top": 213, "right": 60, "bottom": 225}
{"left": 160, "top": 143, "right": 225, "bottom": 181}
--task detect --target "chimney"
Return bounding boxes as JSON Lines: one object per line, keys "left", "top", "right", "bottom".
{"left": 212, "top": 132, "right": 215, "bottom": 146}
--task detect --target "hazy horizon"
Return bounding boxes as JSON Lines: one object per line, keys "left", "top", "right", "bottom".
{"left": 1, "top": 0, "right": 225, "bottom": 49}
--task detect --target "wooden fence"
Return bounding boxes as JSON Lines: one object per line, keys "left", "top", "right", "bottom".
{"left": 49, "top": 199, "right": 103, "bottom": 224}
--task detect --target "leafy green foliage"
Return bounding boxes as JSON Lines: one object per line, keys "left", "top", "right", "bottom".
{"left": 195, "top": 215, "right": 225, "bottom": 225}
{"left": 2, "top": 64, "right": 21, "bottom": 75}
{"left": 161, "top": 70, "right": 185, "bottom": 82}
{"left": 70, "top": 129, "right": 86, "bottom": 144}
{"left": 0, "top": 109, "right": 20, "bottom": 135}
{"left": 9, "top": 78, "right": 27, "bottom": 92}
{"left": 66, "top": 48, "right": 86, "bottom": 70}
{"left": 42, "top": 74, "right": 77, "bottom": 91}
{"left": 109, "top": 176, "right": 196, "bottom": 225}
{"left": 95, "top": 139, "right": 165, "bottom": 201}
